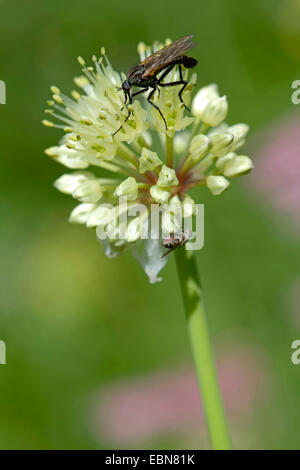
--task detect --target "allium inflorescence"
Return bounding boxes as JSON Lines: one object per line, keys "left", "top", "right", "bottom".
{"left": 44, "top": 39, "right": 253, "bottom": 282}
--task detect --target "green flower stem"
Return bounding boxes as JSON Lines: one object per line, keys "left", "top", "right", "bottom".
{"left": 166, "top": 135, "right": 174, "bottom": 168}
{"left": 179, "top": 153, "right": 194, "bottom": 175}
{"left": 137, "top": 136, "right": 151, "bottom": 150}
{"left": 118, "top": 143, "right": 139, "bottom": 169}
{"left": 175, "top": 248, "right": 231, "bottom": 450}
{"left": 199, "top": 122, "right": 209, "bottom": 134}
{"left": 98, "top": 160, "right": 132, "bottom": 176}
{"left": 130, "top": 140, "right": 143, "bottom": 154}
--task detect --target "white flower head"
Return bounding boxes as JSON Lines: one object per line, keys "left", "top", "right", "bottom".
{"left": 192, "top": 83, "right": 228, "bottom": 126}
{"left": 44, "top": 40, "right": 252, "bottom": 283}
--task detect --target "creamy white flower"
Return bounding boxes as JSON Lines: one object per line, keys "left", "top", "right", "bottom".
{"left": 201, "top": 96, "right": 228, "bottom": 127}
{"left": 44, "top": 40, "right": 252, "bottom": 283}
{"left": 45, "top": 144, "right": 89, "bottom": 169}
{"left": 192, "top": 84, "right": 219, "bottom": 117}
{"left": 114, "top": 177, "right": 139, "bottom": 201}
{"left": 189, "top": 134, "right": 210, "bottom": 162}
{"left": 150, "top": 185, "right": 171, "bottom": 204}
{"left": 157, "top": 165, "right": 178, "bottom": 187}
{"left": 210, "top": 133, "right": 233, "bottom": 157}
{"left": 140, "top": 44, "right": 196, "bottom": 136}
{"left": 54, "top": 171, "right": 94, "bottom": 194}
{"left": 192, "top": 84, "right": 228, "bottom": 127}
{"left": 183, "top": 195, "right": 196, "bottom": 217}
{"left": 126, "top": 212, "right": 148, "bottom": 242}
{"left": 216, "top": 152, "right": 236, "bottom": 172}
{"left": 139, "top": 148, "right": 162, "bottom": 174}
{"left": 206, "top": 175, "right": 230, "bottom": 195}
{"left": 227, "top": 123, "right": 249, "bottom": 151}
{"left": 223, "top": 155, "right": 253, "bottom": 177}
{"left": 162, "top": 210, "right": 181, "bottom": 235}
{"left": 72, "top": 180, "right": 103, "bottom": 203}
{"left": 87, "top": 205, "right": 116, "bottom": 228}
{"left": 69, "top": 203, "right": 96, "bottom": 223}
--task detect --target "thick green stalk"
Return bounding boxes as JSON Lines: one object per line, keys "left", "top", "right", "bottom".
{"left": 175, "top": 248, "right": 231, "bottom": 450}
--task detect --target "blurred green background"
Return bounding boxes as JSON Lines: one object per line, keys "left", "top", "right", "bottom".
{"left": 1, "top": 0, "right": 300, "bottom": 449}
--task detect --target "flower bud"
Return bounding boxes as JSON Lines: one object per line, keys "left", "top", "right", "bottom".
{"left": 139, "top": 148, "right": 162, "bottom": 174}
{"left": 169, "top": 194, "right": 182, "bottom": 211}
{"left": 202, "top": 97, "right": 228, "bottom": 127}
{"left": 206, "top": 175, "right": 230, "bottom": 195}
{"left": 210, "top": 133, "right": 233, "bottom": 157}
{"left": 114, "top": 177, "right": 139, "bottom": 201}
{"left": 54, "top": 171, "right": 94, "bottom": 194}
{"left": 192, "top": 84, "right": 228, "bottom": 127}
{"left": 161, "top": 196, "right": 183, "bottom": 234}
{"left": 227, "top": 123, "right": 249, "bottom": 151}
{"left": 126, "top": 214, "right": 148, "bottom": 242}
{"left": 157, "top": 165, "right": 178, "bottom": 187}
{"left": 69, "top": 203, "right": 96, "bottom": 224}
{"left": 183, "top": 195, "right": 196, "bottom": 217}
{"left": 72, "top": 180, "right": 103, "bottom": 203}
{"left": 87, "top": 205, "right": 116, "bottom": 228}
{"left": 162, "top": 210, "right": 181, "bottom": 235}
{"left": 223, "top": 155, "right": 253, "bottom": 177}
{"left": 150, "top": 185, "right": 170, "bottom": 204}
{"left": 189, "top": 134, "right": 210, "bottom": 162}
{"left": 216, "top": 152, "right": 236, "bottom": 172}
{"left": 192, "top": 84, "right": 219, "bottom": 117}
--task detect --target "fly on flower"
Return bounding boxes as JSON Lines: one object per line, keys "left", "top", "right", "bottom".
{"left": 114, "top": 35, "right": 198, "bottom": 135}
{"left": 43, "top": 37, "right": 253, "bottom": 283}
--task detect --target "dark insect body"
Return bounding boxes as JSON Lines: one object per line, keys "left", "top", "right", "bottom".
{"left": 161, "top": 230, "right": 191, "bottom": 258}
{"left": 113, "top": 35, "right": 198, "bottom": 136}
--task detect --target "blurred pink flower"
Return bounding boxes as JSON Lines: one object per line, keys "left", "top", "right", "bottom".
{"left": 249, "top": 115, "right": 300, "bottom": 225}
{"left": 90, "top": 344, "right": 267, "bottom": 445}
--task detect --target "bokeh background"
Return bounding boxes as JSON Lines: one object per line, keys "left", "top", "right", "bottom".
{"left": 1, "top": 0, "right": 300, "bottom": 449}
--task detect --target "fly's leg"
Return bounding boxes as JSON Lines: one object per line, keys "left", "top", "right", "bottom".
{"left": 113, "top": 91, "right": 130, "bottom": 137}
{"left": 158, "top": 64, "right": 189, "bottom": 111}
{"left": 124, "top": 88, "right": 148, "bottom": 123}
{"left": 113, "top": 88, "right": 148, "bottom": 136}
{"left": 178, "top": 64, "right": 189, "bottom": 111}
{"left": 120, "top": 90, "right": 128, "bottom": 112}
{"left": 147, "top": 87, "right": 167, "bottom": 131}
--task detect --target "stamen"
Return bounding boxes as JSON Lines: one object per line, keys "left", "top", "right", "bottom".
{"left": 42, "top": 120, "right": 54, "bottom": 127}
{"left": 53, "top": 94, "right": 62, "bottom": 104}
{"left": 71, "top": 90, "right": 81, "bottom": 101}
{"left": 50, "top": 85, "right": 61, "bottom": 95}
{"left": 77, "top": 56, "right": 86, "bottom": 66}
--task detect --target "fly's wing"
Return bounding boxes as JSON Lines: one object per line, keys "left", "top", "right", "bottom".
{"left": 140, "top": 35, "right": 197, "bottom": 79}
